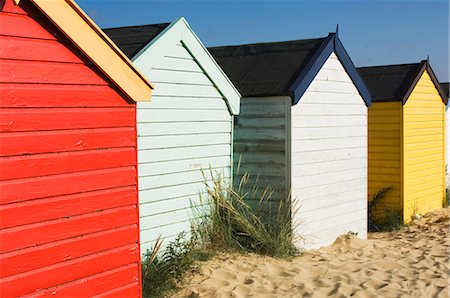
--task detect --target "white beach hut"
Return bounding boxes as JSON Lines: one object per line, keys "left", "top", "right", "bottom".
{"left": 105, "top": 18, "right": 241, "bottom": 253}
{"left": 209, "top": 30, "right": 372, "bottom": 249}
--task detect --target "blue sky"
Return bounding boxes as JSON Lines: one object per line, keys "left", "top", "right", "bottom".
{"left": 79, "top": 0, "right": 449, "bottom": 81}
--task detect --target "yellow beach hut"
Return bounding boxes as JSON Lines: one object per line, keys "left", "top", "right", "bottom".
{"left": 358, "top": 60, "right": 448, "bottom": 222}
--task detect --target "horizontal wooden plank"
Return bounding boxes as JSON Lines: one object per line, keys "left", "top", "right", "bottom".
{"left": 138, "top": 109, "right": 230, "bottom": 123}
{"left": 313, "top": 68, "right": 353, "bottom": 84}
{"left": 0, "top": 166, "right": 136, "bottom": 204}
{"left": 0, "top": 244, "right": 139, "bottom": 297}
{"left": 138, "top": 133, "right": 230, "bottom": 150}
{"left": 234, "top": 141, "right": 285, "bottom": 154}
{"left": 139, "top": 166, "right": 230, "bottom": 190}
{"left": 0, "top": 84, "right": 131, "bottom": 108}
{"left": 140, "top": 207, "right": 197, "bottom": 231}
{"left": 0, "top": 60, "right": 107, "bottom": 85}
{"left": 234, "top": 128, "right": 286, "bottom": 142}
{"left": 292, "top": 115, "right": 367, "bottom": 128}
{"left": 292, "top": 147, "right": 367, "bottom": 166}
{"left": 28, "top": 264, "right": 138, "bottom": 298}
{"left": 138, "top": 143, "right": 230, "bottom": 163}
{"left": 0, "top": 127, "right": 135, "bottom": 157}
{"left": 293, "top": 136, "right": 366, "bottom": 153}
{"left": 305, "top": 80, "right": 359, "bottom": 95}
{"left": 96, "top": 282, "right": 140, "bottom": 298}
{"left": 0, "top": 186, "right": 136, "bottom": 228}
{"left": 151, "top": 82, "right": 222, "bottom": 98}
{"left": 292, "top": 125, "right": 366, "bottom": 140}
{"left": 164, "top": 44, "right": 194, "bottom": 60}
{"left": 139, "top": 155, "right": 230, "bottom": 177}
{"left": 234, "top": 152, "right": 286, "bottom": 166}
{"left": 0, "top": 36, "right": 83, "bottom": 63}
{"left": 0, "top": 225, "right": 138, "bottom": 278}
{"left": 293, "top": 103, "right": 367, "bottom": 116}
{"left": 139, "top": 177, "right": 230, "bottom": 204}
{"left": 295, "top": 179, "right": 367, "bottom": 202}
{"left": 0, "top": 12, "right": 56, "bottom": 40}
{"left": 0, "top": 148, "right": 136, "bottom": 181}
{"left": 240, "top": 103, "right": 287, "bottom": 117}
{"left": 292, "top": 158, "right": 366, "bottom": 178}
{"left": 0, "top": 108, "right": 134, "bottom": 132}
{"left": 236, "top": 116, "right": 286, "bottom": 128}
{"left": 147, "top": 68, "right": 212, "bottom": 86}
{"left": 138, "top": 121, "right": 231, "bottom": 137}
{"left": 0, "top": 206, "right": 137, "bottom": 253}
{"left": 138, "top": 96, "right": 228, "bottom": 110}
{"left": 152, "top": 56, "right": 202, "bottom": 73}
{"left": 300, "top": 92, "right": 363, "bottom": 105}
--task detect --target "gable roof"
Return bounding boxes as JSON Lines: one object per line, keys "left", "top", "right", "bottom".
{"left": 103, "top": 23, "right": 170, "bottom": 58}
{"left": 13, "top": 0, "right": 153, "bottom": 102}
{"left": 208, "top": 32, "right": 371, "bottom": 106}
{"left": 105, "top": 18, "right": 241, "bottom": 115}
{"left": 357, "top": 60, "right": 448, "bottom": 104}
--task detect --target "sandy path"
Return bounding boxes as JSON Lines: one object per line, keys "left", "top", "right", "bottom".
{"left": 173, "top": 208, "right": 449, "bottom": 298}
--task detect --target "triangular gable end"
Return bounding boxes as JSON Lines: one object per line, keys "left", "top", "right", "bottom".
{"left": 13, "top": 0, "right": 153, "bottom": 102}
{"left": 132, "top": 17, "right": 241, "bottom": 115}
{"left": 288, "top": 33, "right": 372, "bottom": 107}
{"left": 402, "top": 60, "right": 448, "bottom": 105}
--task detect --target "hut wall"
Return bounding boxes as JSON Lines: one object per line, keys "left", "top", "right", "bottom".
{"left": 403, "top": 70, "right": 446, "bottom": 221}
{"left": 0, "top": 1, "right": 141, "bottom": 296}
{"left": 291, "top": 52, "right": 368, "bottom": 249}
{"left": 135, "top": 42, "right": 233, "bottom": 253}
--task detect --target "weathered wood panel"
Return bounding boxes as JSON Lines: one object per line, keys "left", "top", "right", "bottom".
{"left": 0, "top": 1, "right": 141, "bottom": 296}
{"left": 135, "top": 42, "right": 233, "bottom": 252}
{"left": 291, "top": 52, "right": 368, "bottom": 250}
{"left": 233, "top": 96, "right": 290, "bottom": 202}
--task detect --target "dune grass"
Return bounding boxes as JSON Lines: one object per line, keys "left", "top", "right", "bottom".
{"left": 193, "top": 168, "right": 298, "bottom": 259}
{"left": 368, "top": 187, "right": 403, "bottom": 232}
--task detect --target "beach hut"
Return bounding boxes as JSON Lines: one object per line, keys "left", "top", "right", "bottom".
{"left": 358, "top": 60, "right": 447, "bottom": 223}
{"left": 208, "top": 31, "right": 371, "bottom": 250}
{"left": 104, "top": 18, "right": 241, "bottom": 253}
{"left": 0, "top": 0, "right": 152, "bottom": 296}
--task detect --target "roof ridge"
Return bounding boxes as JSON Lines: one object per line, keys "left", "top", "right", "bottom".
{"left": 104, "top": 22, "right": 171, "bottom": 31}
{"left": 209, "top": 36, "right": 328, "bottom": 51}
{"left": 357, "top": 62, "right": 422, "bottom": 70}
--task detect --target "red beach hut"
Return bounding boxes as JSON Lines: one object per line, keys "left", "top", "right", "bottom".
{"left": 0, "top": 0, "right": 153, "bottom": 296}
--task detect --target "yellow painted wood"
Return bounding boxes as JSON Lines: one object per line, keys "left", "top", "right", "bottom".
{"left": 16, "top": 0, "right": 153, "bottom": 102}
{"left": 402, "top": 71, "right": 446, "bottom": 222}
{"left": 368, "top": 101, "right": 403, "bottom": 215}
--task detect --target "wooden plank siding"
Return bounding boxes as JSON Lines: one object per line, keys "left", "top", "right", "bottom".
{"left": 291, "top": 53, "right": 368, "bottom": 250}
{"left": 232, "top": 96, "right": 290, "bottom": 207}
{"left": 136, "top": 43, "right": 233, "bottom": 253}
{"left": 0, "top": 1, "right": 140, "bottom": 296}
{"left": 368, "top": 101, "right": 403, "bottom": 213}
{"left": 403, "top": 71, "right": 446, "bottom": 221}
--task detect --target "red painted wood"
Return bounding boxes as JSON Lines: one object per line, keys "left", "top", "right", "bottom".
{"left": 26, "top": 264, "right": 139, "bottom": 298}
{"left": 0, "top": 1, "right": 141, "bottom": 295}
{"left": 0, "top": 127, "right": 135, "bottom": 157}
{"left": 0, "top": 36, "right": 84, "bottom": 63}
{"left": 95, "top": 282, "right": 140, "bottom": 298}
{"left": 1, "top": 166, "right": 136, "bottom": 205}
{"left": 0, "top": 84, "right": 133, "bottom": 108}
{"left": 0, "top": 148, "right": 136, "bottom": 181}
{"left": 0, "top": 12, "right": 56, "bottom": 40}
{"left": 0, "top": 186, "right": 136, "bottom": 228}
{"left": 0, "top": 107, "right": 134, "bottom": 132}
{"left": 1, "top": 225, "right": 138, "bottom": 278}
{"left": 1, "top": 244, "right": 139, "bottom": 297}
{"left": 0, "top": 60, "right": 107, "bottom": 85}
{"left": 0, "top": 206, "right": 137, "bottom": 253}
{"left": 1, "top": 0, "right": 28, "bottom": 15}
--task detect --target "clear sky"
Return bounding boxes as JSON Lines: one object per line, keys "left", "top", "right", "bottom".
{"left": 79, "top": 0, "right": 449, "bottom": 81}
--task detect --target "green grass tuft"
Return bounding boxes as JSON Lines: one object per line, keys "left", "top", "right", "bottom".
{"left": 368, "top": 187, "right": 403, "bottom": 232}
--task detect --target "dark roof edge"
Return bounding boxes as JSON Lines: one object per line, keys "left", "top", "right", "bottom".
{"left": 102, "top": 22, "right": 171, "bottom": 31}
{"left": 402, "top": 60, "right": 448, "bottom": 105}
{"left": 288, "top": 33, "right": 372, "bottom": 107}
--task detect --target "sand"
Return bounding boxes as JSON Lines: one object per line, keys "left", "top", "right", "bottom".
{"left": 173, "top": 208, "right": 450, "bottom": 298}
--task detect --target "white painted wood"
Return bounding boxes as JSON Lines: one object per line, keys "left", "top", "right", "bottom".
{"left": 291, "top": 52, "right": 368, "bottom": 250}
{"left": 131, "top": 27, "right": 240, "bottom": 252}
{"left": 133, "top": 17, "right": 241, "bottom": 115}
